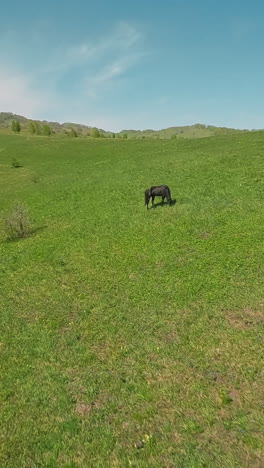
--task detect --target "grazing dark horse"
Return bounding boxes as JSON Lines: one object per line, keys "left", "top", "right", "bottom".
{"left": 145, "top": 185, "right": 172, "bottom": 209}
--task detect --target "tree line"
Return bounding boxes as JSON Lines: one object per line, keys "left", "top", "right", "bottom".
{"left": 10, "top": 119, "right": 128, "bottom": 139}
{"left": 11, "top": 120, "right": 52, "bottom": 136}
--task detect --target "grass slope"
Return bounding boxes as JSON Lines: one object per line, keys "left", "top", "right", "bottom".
{"left": 0, "top": 133, "right": 264, "bottom": 467}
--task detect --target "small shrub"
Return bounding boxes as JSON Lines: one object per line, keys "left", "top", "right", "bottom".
{"left": 4, "top": 203, "right": 32, "bottom": 240}
{"left": 68, "top": 128, "right": 78, "bottom": 137}
{"left": 220, "top": 391, "right": 233, "bottom": 406}
{"left": 31, "top": 175, "right": 40, "bottom": 183}
{"left": 11, "top": 158, "right": 22, "bottom": 168}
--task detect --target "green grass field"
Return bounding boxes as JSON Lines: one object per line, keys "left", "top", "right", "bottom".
{"left": 0, "top": 132, "right": 263, "bottom": 467}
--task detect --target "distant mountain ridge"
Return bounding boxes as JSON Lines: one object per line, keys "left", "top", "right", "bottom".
{"left": 0, "top": 112, "right": 250, "bottom": 139}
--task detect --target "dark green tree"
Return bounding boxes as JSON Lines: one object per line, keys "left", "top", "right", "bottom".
{"left": 69, "top": 127, "right": 78, "bottom": 137}
{"left": 11, "top": 120, "right": 21, "bottom": 133}
{"left": 91, "top": 128, "right": 100, "bottom": 138}
{"left": 34, "top": 122, "right": 41, "bottom": 135}
{"left": 43, "top": 124, "right": 52, "bottom": 136}
{"left": 29, "top": 121, "right": 36, "bottom": 134}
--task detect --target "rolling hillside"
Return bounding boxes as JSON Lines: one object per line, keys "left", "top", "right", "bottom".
{"left": 0, "top": 112, "right": 109, "bottom": 137}
{"left": 0, "top": 112, "right": 251, "bottom": 139}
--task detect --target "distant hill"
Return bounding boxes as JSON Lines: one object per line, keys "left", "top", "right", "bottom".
{"left": 0, "top": 112, "right": 109, "bottom": 137}
{"left": 120, "top": 123, "right": 250, "bottom": 139}
{"left": 0, "top": 112, "right": 250, "bottom": 139}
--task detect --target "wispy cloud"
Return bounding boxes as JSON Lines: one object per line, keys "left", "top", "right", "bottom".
{"left": 0, "top": 21, "right": 145, "bottom": 123}
{"left": 67, "top": 21, "right": 142, "bottom": 62}
{"left": 37, "top": 21, "right": 144, "bottom": 99}
{"left": 64, "top": 22, "right": 145, "bottom": 97}
{"left": 85, "top": 53, "right": 143, "bottom": 97}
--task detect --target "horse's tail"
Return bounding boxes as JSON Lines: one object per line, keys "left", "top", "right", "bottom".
{"left": 165, "top": 186, "right": 172, "bottom": 204}
{"left": 145, "top": 188, "right": 151, "bottom": 206}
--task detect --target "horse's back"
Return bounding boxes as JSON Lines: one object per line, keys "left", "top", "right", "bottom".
{"left": 151, "top": 185, "right": 169, "bottom": 194}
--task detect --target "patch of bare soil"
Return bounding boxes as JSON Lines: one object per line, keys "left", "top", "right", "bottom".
{"left": 226, "top": 308, "right": 264, "bottom": 329}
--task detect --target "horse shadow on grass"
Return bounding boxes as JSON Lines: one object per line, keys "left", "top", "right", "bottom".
{"left": 151, "top": 199, "right": 177, "bottom": 209}
{"left": 4, "top": 225, "right": 48, "bottom": 243}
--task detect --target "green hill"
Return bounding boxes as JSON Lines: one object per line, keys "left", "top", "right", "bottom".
{"left": 120, "top": 123, "right": 250, "bottom": 139}
{"left": 0, "top": 112, "right": 109, "bottom": 137}
{"left": 0, "top": 112, "right": 250, "bottom": 139}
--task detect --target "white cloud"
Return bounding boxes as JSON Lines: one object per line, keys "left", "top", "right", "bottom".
{"left": 63, "top": 23, "right": 145, "bottom": 98}
{"left": 36, "top": 21, "right": 144, "bottom": 100}
{"left": 0, "top": 69, "right": 57, "bottom": 118}
{"left": 0, "top": 21, "right": 146, "bottom": 126}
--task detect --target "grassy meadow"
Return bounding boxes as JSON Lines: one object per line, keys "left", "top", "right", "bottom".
{"left": 0, "top": 132, "right": 263, "bottom": 467}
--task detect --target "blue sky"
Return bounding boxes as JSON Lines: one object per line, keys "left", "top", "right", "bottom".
{"left": 1, "top": 0, "right": 264, "bottom": 131}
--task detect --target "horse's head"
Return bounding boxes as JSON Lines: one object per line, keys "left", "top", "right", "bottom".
{"left": 144, "top": 188, "right": 151, "bottom": 208}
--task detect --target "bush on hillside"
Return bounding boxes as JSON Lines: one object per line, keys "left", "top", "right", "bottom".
{"left": 11, "top": 158, "right": 22, "bottom": 168}
{"left": 68, "top": 128, "right": 78, "bottom": 137}
{"left": 42, "top": 124, "right": 52, "bottom": 136}
{"left": 91, "top": 128, "right": 100, "bottom": 138}
{"left": 11, "top": 120, "right": 21, "bottom": 133}
{"left": 4, "top": 203, "right": 32, "bottom": 240}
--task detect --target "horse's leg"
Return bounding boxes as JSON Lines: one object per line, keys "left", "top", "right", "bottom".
{"left": 165, "top": 189, "right": 171, "bottom": 206}
{"left": 152, "top": 196, "right": 155, "bottom": 207}
{"left": 162, "top": 196, "right": 165, "bottom": 205}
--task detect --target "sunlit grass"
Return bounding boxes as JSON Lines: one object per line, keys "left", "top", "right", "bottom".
{"left": 0, "top": 132, "right": 263, "bottom": 467}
